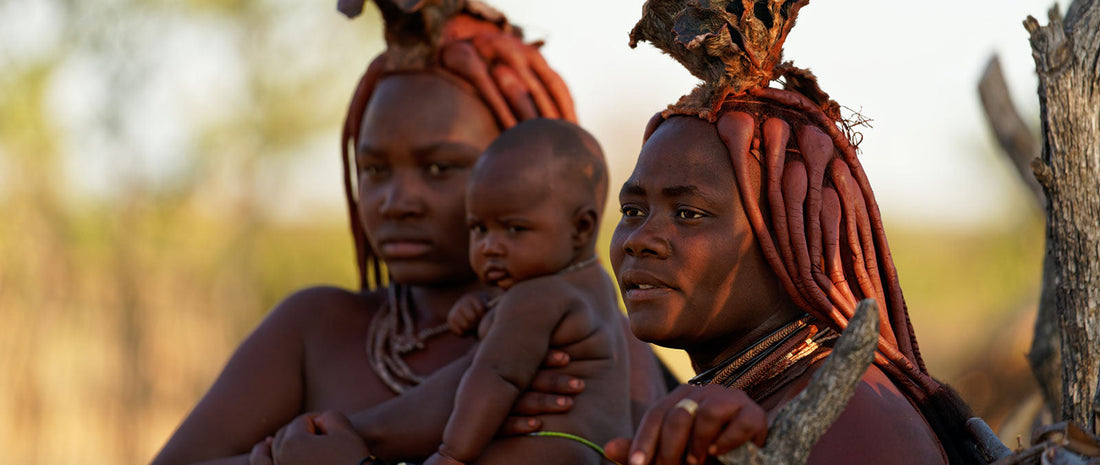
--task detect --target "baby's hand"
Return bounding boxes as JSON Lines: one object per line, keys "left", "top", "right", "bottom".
{"left": 447, "top": 292, "right": 491, "bottom": 336}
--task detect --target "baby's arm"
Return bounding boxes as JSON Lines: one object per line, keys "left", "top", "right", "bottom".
{"left": 446, "top": 291, "right": 492, "bottom": 336}
{"left": 426, "top": 281, "right": 575, "bottom": 465}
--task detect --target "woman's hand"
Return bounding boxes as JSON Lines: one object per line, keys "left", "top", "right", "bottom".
{"left": 498, "top": 349, "right": 586, "bottom": 435}
{"left": 269, "top": 411, "right": 371, "bottom": 465}
{"left": 603, "top": 384, "right": 767, "bottom": 465}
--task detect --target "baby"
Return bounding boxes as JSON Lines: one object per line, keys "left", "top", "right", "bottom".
{"left": 424, "top": 119, "right": 633, "bottom": 465}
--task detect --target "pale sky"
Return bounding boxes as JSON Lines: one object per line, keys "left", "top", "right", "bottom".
{"left": 483, "top": 0, "right": 1056, "bottom": 228}
{"left": 2, "top": 0, "right": 1060, "bottom": 228}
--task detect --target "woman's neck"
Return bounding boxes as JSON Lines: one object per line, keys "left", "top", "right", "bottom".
{"left": 686, "top": 302, "right": 805, "bottom": 374}
{"left": 405, "top": 279, "right": 490, "bottom": 325}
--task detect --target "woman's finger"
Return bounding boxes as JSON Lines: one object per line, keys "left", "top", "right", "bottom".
{"left": 497, "top": 416, "right": 541, "bottom": 436}
{"left": 529, "top": 369, "right": 584, "bottom": 396}
{"left": 627, "top": 386, "right": 692, "bottom": 465}
{"left": 248, "top": 437, "right": 273, "bottom": 465}
{"left": 603, "top": 437, "right": 632, "bottom": 464}
{"left": 710, "top": 399, "right": 767, "bottom": 456}
{"left": 313, "top": 410, "right": 354, "bottom": 434}
{"left": 542, "top": 349, "right": 570, "bottom": 368}
{"left": 271, "top": 413, "right": 316, "bottom": 456}
{"left": 510, "top": 391, "right": 573, "bottom": 416}
{"left": 656, "top": 397, "right": 698, "bottom": 465}
{"left": 686, "top": 393, "right": 734, "bottom": 464}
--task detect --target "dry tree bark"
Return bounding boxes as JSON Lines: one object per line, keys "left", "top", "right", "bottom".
{"left": 1025, "top": 0, "right": 1100, "bottom": 433}
{"left": 978, "top": 55, "right": 1064, "bottom": 418}
{"left": 717, "top": 299, "right": 879, "bottom": 465}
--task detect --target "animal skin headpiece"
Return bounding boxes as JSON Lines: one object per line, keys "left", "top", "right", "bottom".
{"left": 338, "top": 0, "right": 576, "bottom": 289}
{"left": 631, "top": 6, "right": 984, "bottom": 461}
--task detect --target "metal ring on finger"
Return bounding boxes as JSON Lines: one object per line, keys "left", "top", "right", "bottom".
{"left": 674, "top": 397, "right": 699, "bottom": 417}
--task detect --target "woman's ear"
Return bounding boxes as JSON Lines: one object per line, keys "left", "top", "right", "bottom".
{"left": 571, "top": 207, "right": 599, "bottom": 249}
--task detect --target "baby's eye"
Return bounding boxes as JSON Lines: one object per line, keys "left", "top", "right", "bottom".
{"left": 506, "top": 225, "right": 528, "bottom": 234}
{"left": 676, "top": 208, "right": 706, "bottom": 220}
{"left": 468, "top": 223, "right": 486, "bottom": 233}
{"left": 620, "top": 205, "right": 646, "bottom": 218}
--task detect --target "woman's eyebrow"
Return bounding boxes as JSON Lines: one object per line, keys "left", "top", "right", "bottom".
{"left": 414, "top": 142, "right": 481, "bottom": 159}
{"left": 660, "top": 185, "right": 699, "bottom": 197}
{"left": 662, "top": 184, "right": 723, "bottom": 206}
{"left": 356, "top": 145, "right": 382, "bottom": 159}
{"left": 619, "top": 182, "right": 645, "bottom": 197}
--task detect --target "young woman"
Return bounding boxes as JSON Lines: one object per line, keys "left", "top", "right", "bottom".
{"left": 151, "top": 2, "right": 668, "bottom": 464}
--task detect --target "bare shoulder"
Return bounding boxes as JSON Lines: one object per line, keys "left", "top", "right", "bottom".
{"left": 806, "top": 366, "right": 948, "bottom": 465}
{"left": 266, "top": 285, "right": 384, "bottom": 330}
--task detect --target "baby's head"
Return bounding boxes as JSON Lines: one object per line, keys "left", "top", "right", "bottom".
{"left": 466, "top": 119, "right": 608, "bottom": 290}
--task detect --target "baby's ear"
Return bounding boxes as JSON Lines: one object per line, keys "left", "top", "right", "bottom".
{"left": 571, "top": 207, "right": 598, "bottom": 248}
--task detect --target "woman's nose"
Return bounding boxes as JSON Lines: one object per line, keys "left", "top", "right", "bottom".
{"left": 621, "top": 218, "right": 670, "bottom": 259}
{"left": 379, "top": 172, "right": 425, "bottom": 219}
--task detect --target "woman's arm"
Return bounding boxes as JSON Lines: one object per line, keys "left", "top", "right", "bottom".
{"left": 267, "top": 347, "right": 583, "bottom": 464}
{"left": 151, "top": 287, "right": 339, "bottom": 465}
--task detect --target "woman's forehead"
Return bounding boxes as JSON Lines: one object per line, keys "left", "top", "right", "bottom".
{"left": 358, "top": 73, "right": 498, "bottom": 154}
{"left": 627, "top": 116, "right": 735, "bottom": 193}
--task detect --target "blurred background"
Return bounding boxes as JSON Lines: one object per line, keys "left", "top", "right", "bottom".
{"left": 0, "top": 0, "right": 1055, "bottom": 463}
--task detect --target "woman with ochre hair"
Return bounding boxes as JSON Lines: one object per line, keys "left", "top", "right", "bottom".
{"left": 151, "top": 1, "right": 669, "bottom": 464}
{"left": 602, "top": 1, "right": 984, "bottom": 464}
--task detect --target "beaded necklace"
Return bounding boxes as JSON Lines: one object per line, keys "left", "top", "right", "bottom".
{"left": 366, "top": 284, "right": 452, "bottom": 394}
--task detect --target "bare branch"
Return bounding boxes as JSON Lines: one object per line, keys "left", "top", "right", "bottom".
{"left": 978, "top": 54, "right": 1044, "bottom": 209}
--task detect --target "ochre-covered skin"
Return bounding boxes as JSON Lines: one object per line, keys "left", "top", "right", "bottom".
{"left": 341, "top": 3, "right": 577, "bottom": 290}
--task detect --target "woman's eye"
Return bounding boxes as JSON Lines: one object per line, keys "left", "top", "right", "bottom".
{"left": 361, "top": 165, "right": 388, "bottom": 178}
{"left": 620, "top": 206, "right": 645, "bottom": 218}
{"left": 676, "top": 209, "right": 705, "bottom": 220}
{"left": 426, "top": 163, "right": 450, "bottom": 176}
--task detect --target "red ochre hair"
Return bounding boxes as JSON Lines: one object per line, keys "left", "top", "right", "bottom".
{"left": 631, "top": 3, "right": 982, "bottom": 462}
{"left": 338, "top": 0, "right": 576, "bottom": 290}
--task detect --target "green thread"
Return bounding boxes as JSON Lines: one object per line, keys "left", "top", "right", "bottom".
{"left": 527, "top": 431, "right": 622, "bottom": 465}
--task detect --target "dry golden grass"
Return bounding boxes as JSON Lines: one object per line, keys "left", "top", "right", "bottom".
{"left": 0, "top": 185, "right": 1043, "bottom": 464}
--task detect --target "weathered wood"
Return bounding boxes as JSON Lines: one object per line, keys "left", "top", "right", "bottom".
{"left": 969, "top": 417, "right": 1015, "bottom": 461}
{"left": 1025, "top": 0, "right": 1100, "bottom": 433}
{"left": 717, "top": 299, "right": 879, "bottom": 465}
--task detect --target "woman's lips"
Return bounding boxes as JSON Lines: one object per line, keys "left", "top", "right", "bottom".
{"left": 623, "top": 284, "right": 674, "bottom": 301}
{"left": 619, "top": 270, "right": 676, "bottom": 301}
{"left": 379, "top": 241, "right": 432, "bottom": 259}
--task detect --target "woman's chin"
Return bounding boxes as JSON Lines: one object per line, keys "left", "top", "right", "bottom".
{"left": 386, "top": 262, "right": 476, "bottom": 287}
{"left": 627, "top": 313, "right": 688, "bottom": 348}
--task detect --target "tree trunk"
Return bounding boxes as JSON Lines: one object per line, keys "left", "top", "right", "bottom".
{"left": 1025, "top": 0, "right": 1100, "bottom": 433}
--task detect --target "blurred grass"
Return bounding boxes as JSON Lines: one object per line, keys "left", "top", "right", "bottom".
{"left": 1, "top": 170, "right": 1045, "bottom": 464}
{"left": 0, "top": 192, "right": 359, "bottom": 464}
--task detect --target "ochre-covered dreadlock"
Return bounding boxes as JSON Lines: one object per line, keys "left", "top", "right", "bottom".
{"left": 631, "top": 1, "right": 983, "bottom": 463}
{"left": 338, "top": 0, "right": 576, "bottom": 290}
